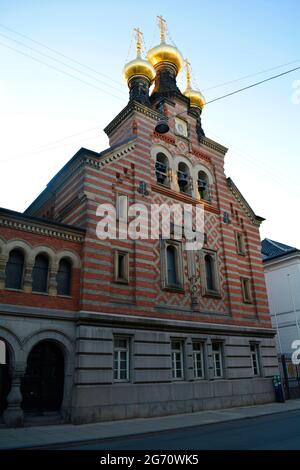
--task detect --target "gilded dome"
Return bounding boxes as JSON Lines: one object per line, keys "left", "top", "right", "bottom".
{"left": 147, "top": 42, "right": 184, "bottom": 74}
{"left": 123, "top": 56, "right": 156, "bottom": 83}
{"left": 184, "top": 86, "right": 206, "bottom": 109}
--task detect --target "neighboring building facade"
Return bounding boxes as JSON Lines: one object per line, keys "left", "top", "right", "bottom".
{"left": 262, "top": 238, "right": 300, "bottom": 355}
{"left": 0, "top": 20, "right": 278, "bottom": 427}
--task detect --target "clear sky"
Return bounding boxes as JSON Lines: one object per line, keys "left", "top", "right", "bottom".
{"left": 0, "top": 0, "right": 299, "bottom": 247}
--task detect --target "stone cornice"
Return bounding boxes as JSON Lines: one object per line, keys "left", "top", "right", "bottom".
{"left": 104, "top": 101, "right": 161, "bottom": 136}
{"left": 0, "top": 210, "right": 85, "bottom": 242}
{"left": 77, "top": 310, "right": 276, "bottom": 338}
{"left": 227, "top": 178, "right": 265, "bottom": 226}
{"left": 200, "top": 136, "right": 228, "bottom": 155}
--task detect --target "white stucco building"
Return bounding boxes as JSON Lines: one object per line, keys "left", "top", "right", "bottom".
{"left": 262, "top": 239, "right": 300, "bottom": 355}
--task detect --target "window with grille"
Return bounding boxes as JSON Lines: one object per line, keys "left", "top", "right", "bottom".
{"left": 113, "top": 337, "right": 130, "bottom": 382}
{"left": 171, "top": 340, "right": 184, "bottom": 380}
{"left": 250, "top": 344, "right": 261, "bottom": 376}
{"left": 212, "top": 342, "right": 223, "bottom": 378}
{"left": 193, "top": 342, "right": 205, "bottom": 379}
{"left": 5, "top": 249, "right": 24, "bottom": 289}
{"left": 32, "top": 254, "right": 49, "bottom": 293}
{"left": 57, "top": 258, "right": 72, "bottom": 296}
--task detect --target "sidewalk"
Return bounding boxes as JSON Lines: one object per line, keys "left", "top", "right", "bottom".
{"left": 1, "top": 399, "right": 300, "bottom": 450}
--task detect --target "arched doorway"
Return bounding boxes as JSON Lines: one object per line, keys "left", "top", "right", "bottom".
{"left": 0, "top": 341, "right": 11, "bottom": 416}
{"left": 21, "top": 341, "right": 64, "bottom": 413}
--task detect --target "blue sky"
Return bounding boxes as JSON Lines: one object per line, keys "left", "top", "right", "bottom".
{"left": 0, "top": 0, "right": 299, "bottom": 247}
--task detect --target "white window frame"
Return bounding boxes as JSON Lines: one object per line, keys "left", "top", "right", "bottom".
{"left": 212, "top": 342, "right": 224, "bottom": 379}
{"left": 193, "top": 342, "right": 205, "bottom": 379}
{"left": 113, "top": 337, "right": 130, "bottom": 382}
{"left": 171, "top": 340, "right": 184, "bottom": 380}
{"left": 250, "top": 343, "right": 261, "bottom": 376}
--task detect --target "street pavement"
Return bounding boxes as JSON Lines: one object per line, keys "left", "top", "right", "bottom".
{"left": 55, "top": 409, "right": 300, "bottom": 450}
{"left": 0, "top": 399, "right": 300, "bottom": 450}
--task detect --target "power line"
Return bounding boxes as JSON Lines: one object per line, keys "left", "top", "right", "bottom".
{"left": 0, "top": 40, "right": 127, "bottom": 102}
{"left": 202, "top": 58, "right": 300, "bottom": 92}
{"left": 0, "top": 31, "right": 126, "bottom": 96}
{"left": 0, "top": 23, "right": 124, "bottom": 89}
{"left": 206, "top": 65, "right": 300, "bottom": 104}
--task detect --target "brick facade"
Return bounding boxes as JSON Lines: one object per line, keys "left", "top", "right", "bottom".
{"left": 0, "top": 44, "right": 278, "bottom": 427}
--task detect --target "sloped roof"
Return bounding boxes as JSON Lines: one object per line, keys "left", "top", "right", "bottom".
{"left": 261, "top": 238, "right": 299, "bottom": 261}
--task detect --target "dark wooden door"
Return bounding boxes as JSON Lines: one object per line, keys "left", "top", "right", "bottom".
{"left": 21, "top": 341, "right": 64, "bottom": 412}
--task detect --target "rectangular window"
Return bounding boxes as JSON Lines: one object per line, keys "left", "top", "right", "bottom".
{"left": 201, "top": 250, "right": 220, "bottom": 297}
{"left": 116, "top": 194, "right": 128, "bottom": 221}
{"left": 113, "top": 337, "right": 130, "bottom": 382}
{"left": 235, "top": 232, "right": 245, "bottom": 255}
{"left": 241, "top": 277, "right": 252, "bottom": 303}
{"left": 193, "top": 342, "right": 205, "bottom": 379}
{"left": 212, "top": 342, "right": 223, "bottom": 378}
{"left": 171, "top": 340, "right": 184, "bottom": 380}
{"left": 162, "top": 240, "right": 184, "bottom": 291}
{"left": 114, "top": 250, "right": 129, "bottom": 283}
{"left": 250, "top": 344, "right": 261, "bottom": 376}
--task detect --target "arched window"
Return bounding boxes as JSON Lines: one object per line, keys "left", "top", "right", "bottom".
{"left": 155, "top": 153, "right": 169, "bottom": 186}
{"left": 167, "top": 245, "right": 178, "bottom": 286}
{"left": 198, "top": 171, "right": 210, "bottom": 201}
{"left": 57, "top": 258, "right": 72, "bottom": 296}
{"left": 177, "top": 162, "right": 191, "bottom": 194}
{"left": 5, "top": 249, "right": 24, "bottom": 289}
{"left": 32, "top": 254, "right": 49, "bottom": 293}
{"left": 205, "top": 254, "right": 215, "bottom": 291}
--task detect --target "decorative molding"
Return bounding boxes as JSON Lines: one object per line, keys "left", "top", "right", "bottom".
{"left": 152, "top": 131, "right": 176, "bottom": 146}
{"left": 151, "top": 184, "right": 220, "bottom": 215}
{"left": 191, "top": 147, "right": 212, "bottom": 164}
{"left": 227, "top": 178, "right": 265, "bottom": 226}
{"left": 0, "top": 216, "right": 85, "bottom": 242}
{"left": 200, "top": 136, "right": 228, "bottom": 155}
{"left": 104, "top": 101, "right": 161, "bottom": 136}
{"left": 83, "top": 142, "right": 136, "bottom": 170}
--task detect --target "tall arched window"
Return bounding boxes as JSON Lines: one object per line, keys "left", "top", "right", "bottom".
{"left": 32, "top": 254, "right": 49, "bottom": 293}
{"left": 177, "top": 162, "right": 191, "bottom": 195}
{"left": 167, "top": 245, "right": 178, "bottom": 286}
{"left": 205, "top": 254, "right": 215, "bottom": 291}
{"left": 56, "top": 258, "right": 72, "bottom": 296}
{"left": 198, "top": 171, "right": 210, "bottom": 201}
{"left": 5, "top": 249, "right": 24, "bottom": 289}
{"left": 155, "top": 153, "right": 169, "bottom": 186}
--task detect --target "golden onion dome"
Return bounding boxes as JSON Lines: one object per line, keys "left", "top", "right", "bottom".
{"left": 147, "top": 42, "right": 184, "bottom": 74}
{"left": 183, "top": 59, "right": 205, "bottom": 109}
{"left": 123, "top": 56, "right": 156, "bottom": 83}
{"left": 123, "top": 28, "right": 156, "bottom": 84}
{"left": 183, "top": 86, "right": 206, "bottom": 109}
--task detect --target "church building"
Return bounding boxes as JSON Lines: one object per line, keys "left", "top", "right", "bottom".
{"left": 0, "top": 18, "right": 279, "bottom": 427}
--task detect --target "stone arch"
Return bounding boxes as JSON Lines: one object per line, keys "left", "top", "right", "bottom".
{"left": 57, "top": 250, "right": 81, "bottom": 269}
{"left": 194, "top": 163, "right": 214, "bottom": 186}
{"left": 4, "top": 239, "right": 32, "bottom": 262}
{"left": 30, "top": 245, "right": 57, "bottom": 267}
{"left": 22, "top": 330, "right": 74, "bottom": 419}
{"left": 0, "top": 326, "right": 23, "bottom": 368}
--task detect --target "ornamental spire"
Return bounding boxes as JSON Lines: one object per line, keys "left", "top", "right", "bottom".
{"left": 133, "top": 27, "right": 142, "bottom": 57}
{"left": 185, "top": 59, "right": 191, "bottom": 89}
{"left": 157, "top": 15, "right": 167, "bottom": 43}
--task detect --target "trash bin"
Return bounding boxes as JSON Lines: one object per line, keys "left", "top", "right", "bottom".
{"left": 273, "top": 375, "right": 285, "bottom": 403}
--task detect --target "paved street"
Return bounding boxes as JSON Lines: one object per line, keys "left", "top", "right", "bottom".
{"left": 1, "top": 400, "right": 300, "bottom": 450}
{"left": 49, "top": 410, "right": 300, "bottom": 450}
